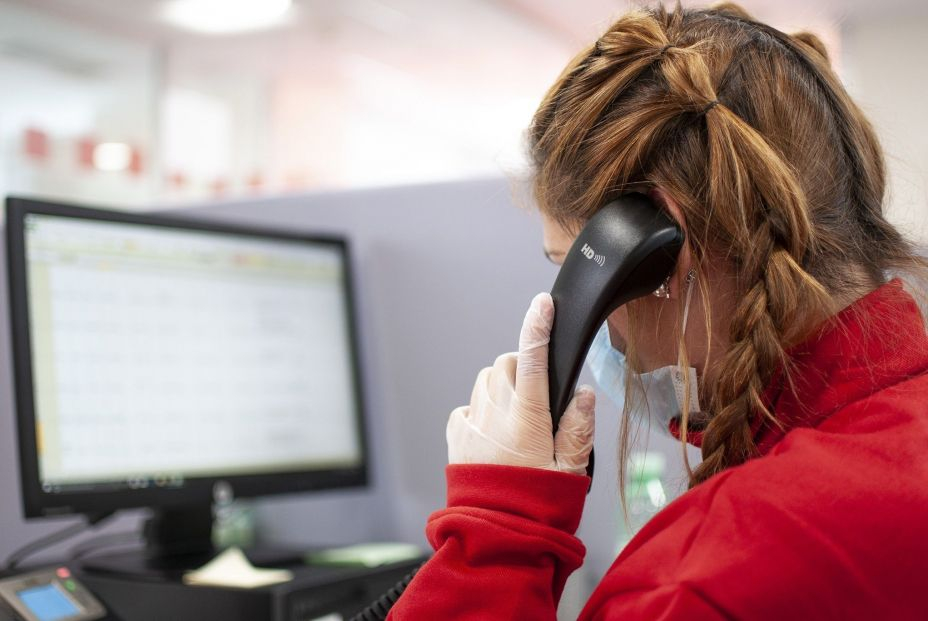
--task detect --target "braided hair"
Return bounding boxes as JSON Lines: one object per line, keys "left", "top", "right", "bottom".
{"left": 528, "top": 2, "right": 927, "bottom": 488}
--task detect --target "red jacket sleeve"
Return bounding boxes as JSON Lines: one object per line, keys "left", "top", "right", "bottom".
{"left": 387, "top": 464, "right": 590, "bottom": 620}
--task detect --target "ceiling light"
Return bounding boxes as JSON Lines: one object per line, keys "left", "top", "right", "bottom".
{"left": 162, "top": 0, "right": 293, "bottom": 35}
{"left": 93, "top": 143, "right": 132, "bottom": 172}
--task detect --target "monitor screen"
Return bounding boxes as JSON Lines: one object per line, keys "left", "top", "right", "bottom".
{"left": 6, "top": 198, "right": 368, "bottom": 517}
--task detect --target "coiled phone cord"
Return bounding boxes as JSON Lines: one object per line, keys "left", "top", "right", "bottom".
{"left": 348, "top": 562, "right": 423, "bottom": 621}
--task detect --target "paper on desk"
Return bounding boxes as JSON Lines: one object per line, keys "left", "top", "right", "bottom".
{"left": 183, "top": 547, "right": 293, "bottom": 588}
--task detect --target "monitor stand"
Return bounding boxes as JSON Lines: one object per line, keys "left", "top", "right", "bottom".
{"left": 81, "top": 505, "right": 215, "bottom": 580}
{"left": 82, "top": 505, "right": 308, "bottom": 581}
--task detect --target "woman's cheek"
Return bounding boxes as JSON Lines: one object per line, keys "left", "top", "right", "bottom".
{"left": 607, "top": 299, "right": 679, "bottom": 371}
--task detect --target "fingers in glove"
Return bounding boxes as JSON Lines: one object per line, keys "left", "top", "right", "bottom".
{"left": 554, "top": 385, "right": 596, "bottom": 475}
{"left": 470, "top": 366, "right": 493, "bottom": 406}
{"left": 488, "top": 352, "right": 517, "bottom": 409}
{"left": 515, "top": 292, "right": 554, "bottom": 409}
{"left": 446, "top": 405, "right": 470, "bottom": 464}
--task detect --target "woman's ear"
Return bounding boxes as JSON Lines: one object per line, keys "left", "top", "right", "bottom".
{"left": 648, "top": 187, "right": 693, "bottom": 300}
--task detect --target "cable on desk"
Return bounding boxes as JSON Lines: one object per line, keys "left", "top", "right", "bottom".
{"left": 69, "top": 530, "right": 143, "bottom": 561}
{"left": 1, "top": 511, "right": 114, "bottom": 575}
{"left": 348, "top": 563, "right": 423, "bottom": 621}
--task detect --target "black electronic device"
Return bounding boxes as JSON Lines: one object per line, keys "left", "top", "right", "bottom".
{"left": 0, "top": 567, "right": 107, "bottom": 621}
{"left": 547, "top": 193, "right": 684, "bottom": 476}
{"left": 5, "top": 197, "right": 370, "bottom": 575}
{"left": 73, "top": 557, "right": 427, "bottom": 621}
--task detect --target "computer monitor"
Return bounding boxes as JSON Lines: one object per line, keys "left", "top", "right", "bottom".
{"left": 5, "top": 197, "right": 369, "bottom": 570}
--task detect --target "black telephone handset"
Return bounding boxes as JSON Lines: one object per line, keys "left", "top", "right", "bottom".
{"left": 547, "top": 193, "right": 685, "bottom": 480}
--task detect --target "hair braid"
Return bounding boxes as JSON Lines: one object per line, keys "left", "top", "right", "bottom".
{"left": 646, "top": 23, "right": 834, "bottom": 484}
{"left": 706, "top": 10, "right": 916, "bottom": 287}
{"left": 534, "top": 12, "right": 669, "bottom": 167}
{"left": 532, "top": 10, "right": 703, "bottom": 222}
{"left": 692, "top": 103, "right": 832, "bottom": 485}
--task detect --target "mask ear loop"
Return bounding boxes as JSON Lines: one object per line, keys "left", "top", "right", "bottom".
{"left": 678, "top": 269, "right": 697, "bottom": 364}
{"left": 675, "top": 268, "right": 698, "bottom": 439}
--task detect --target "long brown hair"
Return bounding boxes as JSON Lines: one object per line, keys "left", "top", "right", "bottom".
{"left": 528, "top": 2, "right": 927, "bottom": 488}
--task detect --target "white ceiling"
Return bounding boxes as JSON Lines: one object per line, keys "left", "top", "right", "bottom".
{"left": 10, "top": 0, "right": 928, "bottom": 49}
{"left": 8, "top": 0, "right": 917, "bottom": 91}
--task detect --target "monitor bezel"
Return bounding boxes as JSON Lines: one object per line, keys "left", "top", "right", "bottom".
{"left": 5, "top": 196, "right": 370, "bottom": 519}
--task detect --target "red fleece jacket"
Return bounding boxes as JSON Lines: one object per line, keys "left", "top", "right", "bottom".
{"left": 388, "top": 279, "right": 928, "bottom": 620}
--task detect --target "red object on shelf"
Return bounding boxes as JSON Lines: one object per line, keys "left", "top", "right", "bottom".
{"left": 77, "top": 137, "right": 96, "bottom": 169}
{"left": 285, "top": 172, "right": 311, "bottom": 190}
{"left": 168, "top": 171, "right": 188, "bottom": 188}
{"left": 55, "top": 567, "right": 71, "bottom": 579}
{"left": 23, "top": 127, "right": 49, "bottom": 160}
{"left": 210, "top": 177, "right": 229, "bottom": 196}
{"left": 129, "top": 147, "right": 144, "bottom": 176}
{"left": 247, "top": 172, "right": 264, "bottom": 192}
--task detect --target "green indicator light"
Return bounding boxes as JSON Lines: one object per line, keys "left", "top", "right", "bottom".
{"left": 65, "top": 580, "right": 77, "bottom": 591}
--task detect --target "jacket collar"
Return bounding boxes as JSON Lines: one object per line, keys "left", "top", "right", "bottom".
{"left": 669, "top": 278, "right": 928, "bottom": 454}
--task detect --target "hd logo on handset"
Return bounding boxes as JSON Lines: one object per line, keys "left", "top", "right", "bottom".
{"left": 580, "top": 243, "right": 606, "bottom": 267}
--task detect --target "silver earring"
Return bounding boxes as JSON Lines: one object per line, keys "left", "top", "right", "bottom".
{"left": 653, "top": 270, "right": 696, "bottom": 299}
{"left": 653, "top": 276, "right": 671, "bottom": 298}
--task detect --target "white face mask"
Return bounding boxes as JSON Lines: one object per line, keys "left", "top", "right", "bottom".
{"left": 584, "top": 273, "right": 701, "bottom": 438}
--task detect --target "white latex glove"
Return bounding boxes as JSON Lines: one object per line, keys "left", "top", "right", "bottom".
{"left": 447, "top": 292, "right": 595, "bottom": 475}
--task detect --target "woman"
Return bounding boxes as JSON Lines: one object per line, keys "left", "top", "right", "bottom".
{"left": 389, "top": 3, "right": 928, "bottom": 619}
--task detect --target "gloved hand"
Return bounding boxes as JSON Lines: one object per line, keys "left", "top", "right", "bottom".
{"left": 447, "top": 292, "right": 595, "bottom": 475}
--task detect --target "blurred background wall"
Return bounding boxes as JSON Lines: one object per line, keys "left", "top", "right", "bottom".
{"left": 0, "top": 0, "right": 925, "bottom": 240}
